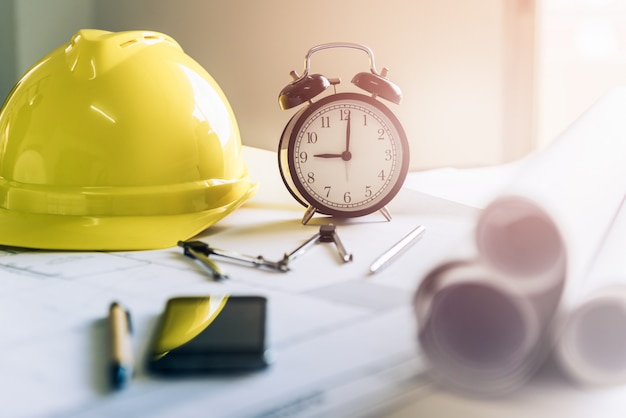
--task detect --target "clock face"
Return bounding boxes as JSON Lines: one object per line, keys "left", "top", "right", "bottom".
{"left": 279, "top": 92, "right": 409, "bottom": 217}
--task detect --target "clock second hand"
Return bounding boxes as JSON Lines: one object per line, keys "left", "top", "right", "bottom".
{"left": 344, "top": 115, "right": 351, "bottom": 182}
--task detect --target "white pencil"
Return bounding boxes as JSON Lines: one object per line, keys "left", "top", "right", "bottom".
{"left": 369, "top": 225, "right": 426, "bottom": 274}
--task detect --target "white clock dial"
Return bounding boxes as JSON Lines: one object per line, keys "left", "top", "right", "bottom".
{"left": 279, "top": 93, "right": 409, "bottom": 218}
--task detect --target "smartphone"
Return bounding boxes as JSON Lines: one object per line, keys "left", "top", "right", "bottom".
{"left": 147, "top": 295, "right": 271, "bottom": 374}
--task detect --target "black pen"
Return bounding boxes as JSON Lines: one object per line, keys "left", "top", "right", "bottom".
{"left": 108, "top": 302, "right": 134, "bottom": 390}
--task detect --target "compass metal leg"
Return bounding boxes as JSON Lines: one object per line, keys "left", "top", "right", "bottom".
{"left": 205, "top": 246, "right": 288, "bottom": 272}
{"left": 178, "top": 241, "right": 228, "bottom": 280}
{"left": 281, "top": 234, "right": 320, "bottom": 266}
{"left": 178, "top": 240, "right": 288, "bottom": 276}
{"left": 280, "top": 224, "right": 353, "bottom": 269}
{"left": 319, "top": 224, "right": 353, "bottom": 263}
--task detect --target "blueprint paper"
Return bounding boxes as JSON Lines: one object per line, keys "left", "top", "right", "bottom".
{"left": 0, "top": 147, "right": 478, "bottom": 417}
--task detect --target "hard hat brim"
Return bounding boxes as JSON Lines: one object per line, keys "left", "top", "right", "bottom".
{"left": 0, "top": 183, "right": 257, "bottom": 251}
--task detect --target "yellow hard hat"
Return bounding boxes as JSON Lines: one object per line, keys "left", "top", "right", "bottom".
{"left": 0, "top": 29, "right": 256, "bottom": 250}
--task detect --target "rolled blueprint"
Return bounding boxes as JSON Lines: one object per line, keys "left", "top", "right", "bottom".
{"left": 556, "top": 197, "right": 626, "bottom": 386}
{"left": 415, "top": 257, "right": 564, "bottom": 394}
{"left": 415, "top": 87, "right": 626, "bottom": 394}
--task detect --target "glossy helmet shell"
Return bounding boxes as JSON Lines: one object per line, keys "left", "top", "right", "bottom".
{"left": 0, "top": 29, "right": 255, "bottom": 250}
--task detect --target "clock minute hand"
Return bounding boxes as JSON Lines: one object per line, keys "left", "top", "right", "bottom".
{"left": 344, "top": 114, "right": 351, "bottom": 153}
{"left": 314, "top": 153, "right": 343, "bottom": 158}
{"left": 342, "top": 116, "right": 352, "bottom": 163}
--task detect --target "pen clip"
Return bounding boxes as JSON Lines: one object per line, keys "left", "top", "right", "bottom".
{"left": 125, "top": 309, "right": 133, "bottom": 335}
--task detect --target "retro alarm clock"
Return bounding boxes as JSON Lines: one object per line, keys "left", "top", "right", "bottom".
{"left": 277, "top": 42, "right": 410, "bottom": 224}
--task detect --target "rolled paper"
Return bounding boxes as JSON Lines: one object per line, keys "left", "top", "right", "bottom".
{"left": 415, "top": 87, "right": 626, "bottom": 394}
{"left": 415, "top": 257, "right": 564, "bottom": 394}
{"left": 556, "top": 196, "right": 626, "bottom": 386}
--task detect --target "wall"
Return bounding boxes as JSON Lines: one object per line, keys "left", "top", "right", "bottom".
{"left": 95, "top": 0, "right": 532, "bottom": 169}
{"left": 2, "top": 0, "right": 534, "bottom": 170}
{"left": 0, "top": 0, "right": 17, "bottom": 101}
{"left": 535, "top": 0, "right": 626, "bottom": 149}
{"left": 0, "top": 0, "right": 95, "bottom": 100}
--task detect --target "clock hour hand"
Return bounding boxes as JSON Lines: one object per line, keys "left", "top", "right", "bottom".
{"left": 314, "top": 153, "right": 343, "bottom": 158}
{"left": 314, "top": 151, "right": 352, "bottom": 161}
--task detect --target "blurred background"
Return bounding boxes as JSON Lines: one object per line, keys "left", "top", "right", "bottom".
{"left": 1, "top": 0, "right": 625, "bottom": 170}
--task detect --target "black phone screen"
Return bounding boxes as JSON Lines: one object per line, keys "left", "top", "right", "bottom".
{"left": 147, "top": 295, "right": 270, "bottom": 374}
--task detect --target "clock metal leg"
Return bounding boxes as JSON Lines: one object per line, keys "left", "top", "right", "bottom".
{"left": 380, "top": 206, "right": 392, "bottom": 221}
{"left": 301, "top": 205, "right": 317, "bottom": 225}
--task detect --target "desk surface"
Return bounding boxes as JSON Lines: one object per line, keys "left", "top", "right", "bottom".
{"left": 2, "top": 146, "right": 625, "bottom": 417}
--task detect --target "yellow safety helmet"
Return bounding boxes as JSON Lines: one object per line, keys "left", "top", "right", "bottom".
{"left": 0, "top": 29, "right": 256, "bottom": 250}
